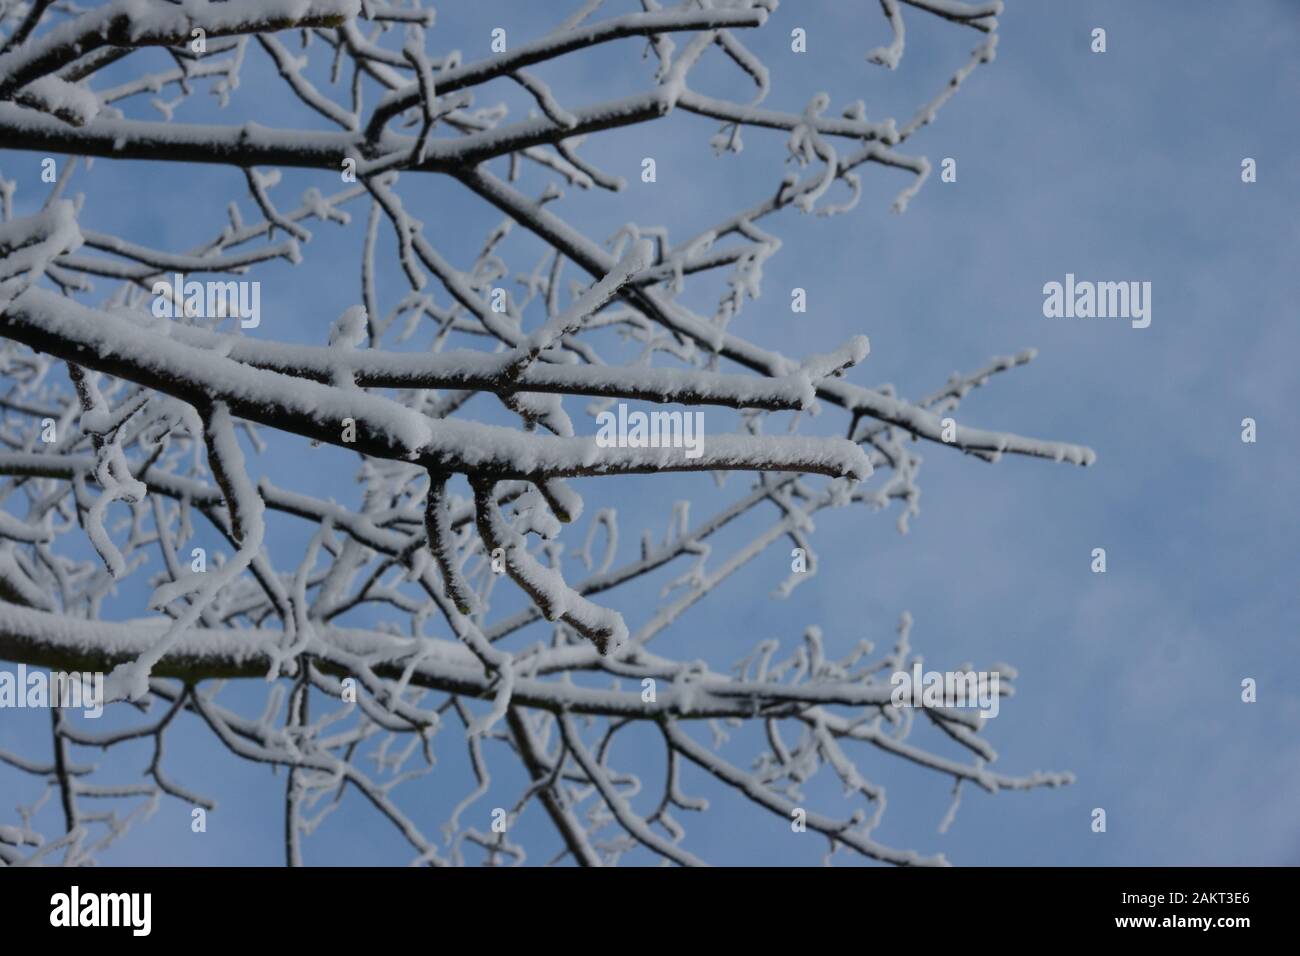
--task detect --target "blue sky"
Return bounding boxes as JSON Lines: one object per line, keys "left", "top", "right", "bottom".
{"left": 2, "top": 0, "right": 1298, "bottom": 866}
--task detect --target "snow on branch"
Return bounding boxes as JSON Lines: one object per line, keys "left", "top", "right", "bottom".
{"left": 0, "top": 0, "right": 360, "bottom": 103}
{"left": 3, "top": 286, "right": 870, "bottom": 481}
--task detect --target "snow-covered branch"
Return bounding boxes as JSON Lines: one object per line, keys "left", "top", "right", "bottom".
{"left": 0, "top": 0, "right": 1087, "bottom": 867}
